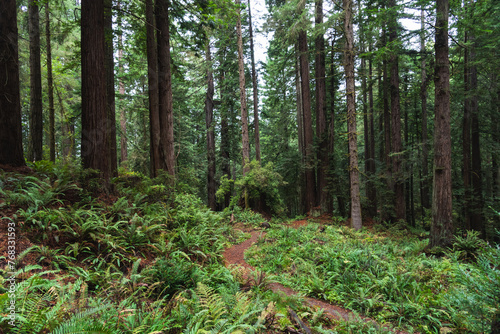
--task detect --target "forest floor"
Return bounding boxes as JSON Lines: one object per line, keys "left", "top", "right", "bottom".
{"left": 223, "top": 218, "right": 409, "bottom": 334}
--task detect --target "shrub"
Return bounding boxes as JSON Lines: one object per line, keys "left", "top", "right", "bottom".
{"left": 217, "top": 160, "right": 286, "bottom": 216}
{"left": 144, "top": 252, "right": 200, "bottom": 298}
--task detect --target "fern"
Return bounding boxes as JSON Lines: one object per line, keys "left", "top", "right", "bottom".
{"left": 196, "top": 283, "right": 227, "bottom": 323}
{"left": 49, "top": 304, "right": 115, "bottom": 334}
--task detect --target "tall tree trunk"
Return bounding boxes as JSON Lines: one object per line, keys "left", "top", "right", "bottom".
{"left": 146, "top": 0, "right": 160, "bottom": 177}
{"left": 469, "top": 37, "right": 483, "bottom": 236}
{"left": 46, "top": 3, "right": 55, "bottom": 162}
{"left": 219, "top": 45, "right": 232, "bottom": 210}
{"left": 156, "top": 0, "right": 175, "bottom": 177}
{"left": 0, "top": 0, "right": 25, "bottom": 167}
{"left": 420, "top": 6, "right": 431, "bottom": 210}
{"left": 28, "top": 1, "right": 43, "bottom": 162}
{"left": 463, "top": 31, "right": 472, "bottom": 230}
{"left": 429, "top": 0, "right": 453, "bottom": 248}
{"left": 493, "top": 80, "right": 500, "bottom": 201}
{"left": 315, "top": 0, "right": 328, "bottom": 212}
{"left": 298, "top": 28, "right": 316, "bottom": 213}
{"left": 247, "top": 0, "right": 260, "bottom": 162}
{"left": 104, "top": 0, "right": 118, "bottom": 177}
{"left": 118, "top": 1, "right": 127, "bottom": 163}
{"left": 367, "top": 46, "right": 377, "bottom": 217}
{"left": 81, "top": 0, "right": 111, "bottom": 181}
{"left": 236, "top": 0, "right": 250, "bottom": 174}
{"left": 295, "top": 43, "right": 305, "bottom": 214}
{"left": 343, "top": 0, "right": 362, "bottom": 230}
{"left": 328, "top": 35, "right": 337, "bottom": 214}
{"left": 388, "top": 0, "right": 405, "bottom": 221}
{"left": 205, "top": 41, "right": 216, "bottom": 211}
{"left": 362, "top": 54, "right": 370, "bottom": 213}
{"left": 382, "top": 25, "right": 392, "bottom": 221}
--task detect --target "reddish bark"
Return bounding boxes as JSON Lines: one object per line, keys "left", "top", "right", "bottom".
{"left": 81, "top": 0, "right": 111, "bottom": 181}
{"left": 429, "top": 0, "right": 453, "bottom": 248}
{"left": 146, "top": 0, "right": 161, "bottom": 177}
{"left": 343, "top": 0, "right": 362, "bottom": 230}
{"left": 0, "top": 0, "right": 25, "bottom": 167}
{"left": 156, "top": 0, "right": 175, "bottom": 177}
{"left": 28, "top": 1, "right": 43, "bottom": 161}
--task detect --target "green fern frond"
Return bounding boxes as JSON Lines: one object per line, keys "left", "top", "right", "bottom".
{"left": 196, "top": 282, "right": 227, "bottom": 322}
{"left": 49, "top": 304, "right": 114, "bottom": 334}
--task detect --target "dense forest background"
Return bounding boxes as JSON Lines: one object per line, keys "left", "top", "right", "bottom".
{"left": 1, "top": 0, "right": 500, "bottom": 332}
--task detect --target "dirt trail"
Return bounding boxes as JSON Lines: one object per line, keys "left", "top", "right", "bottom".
{"left": 222, "top": 226, "right": 408, "bottom": 333}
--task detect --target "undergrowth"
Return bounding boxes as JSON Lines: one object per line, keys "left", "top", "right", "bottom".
{"left": 0, "top": 164, "right": 498, "bottom": 333}
{"left": 246, "top": 223, "right": 499, "bottom": 333}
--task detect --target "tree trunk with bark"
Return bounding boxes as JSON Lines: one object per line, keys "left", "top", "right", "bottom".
{"left": 420, "top": 6, "right": 431, "bottom": 210}
{"left": 429, "top": 0, "right": 453, "bottom": 248}
{"left": 247, "top": 0, "right": 260, "bottom": 162}
{"left": 463, "top": 31, "right": 472, "bottom": 230}
{"left": 382, "top": 25, "right": 392, "bottom": 221}
{"left": 295, "top": 43, "right": 305, "bottom": 214}
{"left": 315, "top": 0, "right": 329, "bottom": 212}
{"left": 219, "top": 44, "right": 232, "bottom": 210}
{"left": 104, "top": 0, "right": 118, "bottom": 177}
{"left": 28, "top": 1, "right": 43, "bottom": 162}
{"left": 298, "top": 28, "right": 316, "bottom": 213}
{"left": 81, "top": 0, "right": 111, "bottom": 181}
{"left": 118, "top": 1, "right": 127, "bottom": 163}
{"left": 388, "top": 0, "right": 405, "bottom": 221}
{"left": 0, "top": 0, "right": 25, "bottom": 167}
{"left": 236, "top": 0, "right": 250, "bottom": 174}
{"left": 367, "top": 47, "right": 377, "bottom": 217}
{"left": 156, "top": 0, "right": 175, "bottom": 177}
{"left": 146, "top": 0, "right": 161, "bottom": 177}
{"left": 328, "top": 35, "right": 337, "bottom": 214}
{"left": 46, "top": 3, "right": 55, "bottom": 162}
{"left": 205, "top": 41, "right": 216, "bottom": 211}
{"left": 343, "top": 0, "right": 362, "bottom": 230}
{"left": 468, "top": 33, "right": 484, "bottom": 236}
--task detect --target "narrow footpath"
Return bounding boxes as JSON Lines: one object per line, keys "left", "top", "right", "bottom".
{"left": 222, "top": 224, "right": 408, "bottom": 333}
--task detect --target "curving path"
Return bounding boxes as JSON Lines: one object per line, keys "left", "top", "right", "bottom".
{"left": 222, "top": 226, "right": 409, "bottom": 333}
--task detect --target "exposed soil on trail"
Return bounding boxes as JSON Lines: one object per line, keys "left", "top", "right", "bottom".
{"left": 222, "top": 222, "right": 409, "bottom": 334}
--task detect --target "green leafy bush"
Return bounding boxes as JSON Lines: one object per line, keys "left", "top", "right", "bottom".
{"left": 144, "top": 252, "right": 200, "bottom": 298}
{"left": 217, "top": 160, "right": 286, "bottom": 216}
{"left": 452, "top": 229, "right": 487, "bottom": 261}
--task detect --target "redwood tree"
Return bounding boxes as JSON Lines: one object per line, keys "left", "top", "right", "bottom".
{"left": 315, "top": 0, "right": 329, "bottom": 212}
{"left": 28, "top": 0, "right": 43, "bottom": 162}
{"left": 248, "top": 0, "right": 261, "bottom": 162}
{"left": 81, "top": 0, "right": 111, "bottom": 181}
{"left": 104, "top": 0, "right": 118, "bottom": 176}
{"left": 343, "top": 0, "right": 362, "bottom": 230}
{"left": 388, "top": 0, "right": 405, "bottom": 221}
{"left": 236, "top": 0, "right": 250, "bottom": 174}
{"left": 156, "top": 0, "right": 175, "bottom": 177}
{"left": 146, "top": 0, "right": 161, "bottom": 177}
{"left": 0, "top": 0, "right": 25, "bottom": 167}
{"left": 429, "top": 0, "right": 453, "bottom": 248}
{"left": 46, "top": 2, "right": 55, "bottom": 162}
{"left": 297, "top": 3, "right": 316, "bottom": 213}
{"left": 205, "top": 41, "right": 216, "bottom": 210}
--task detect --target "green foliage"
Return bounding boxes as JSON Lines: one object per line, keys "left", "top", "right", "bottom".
{"left": 144, "top": 252, "right": 200, "bottom": 299}
{"left": 218, "top": 160, "right": 286, "bottom": 215}
{"left": 447, "top": 234, "right": 500, "bottom": 332}
{"left": 245, "top": 223, "right": 487, "bottom": 332}
{"left": 452, "top": 230, "right": 487, "bottom": 261}
{"left": 172, "top": 282, "right": 265, "bottom": 333}
{"left": 0, "top": 175, "right": 80, "bottom": 210}
{"left": 226, "top": 205, "right": 266, "bottom": 227}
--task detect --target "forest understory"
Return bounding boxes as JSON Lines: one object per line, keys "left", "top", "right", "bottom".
{"left": 0, "top": 164, "right": 498, "bottom": 334}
